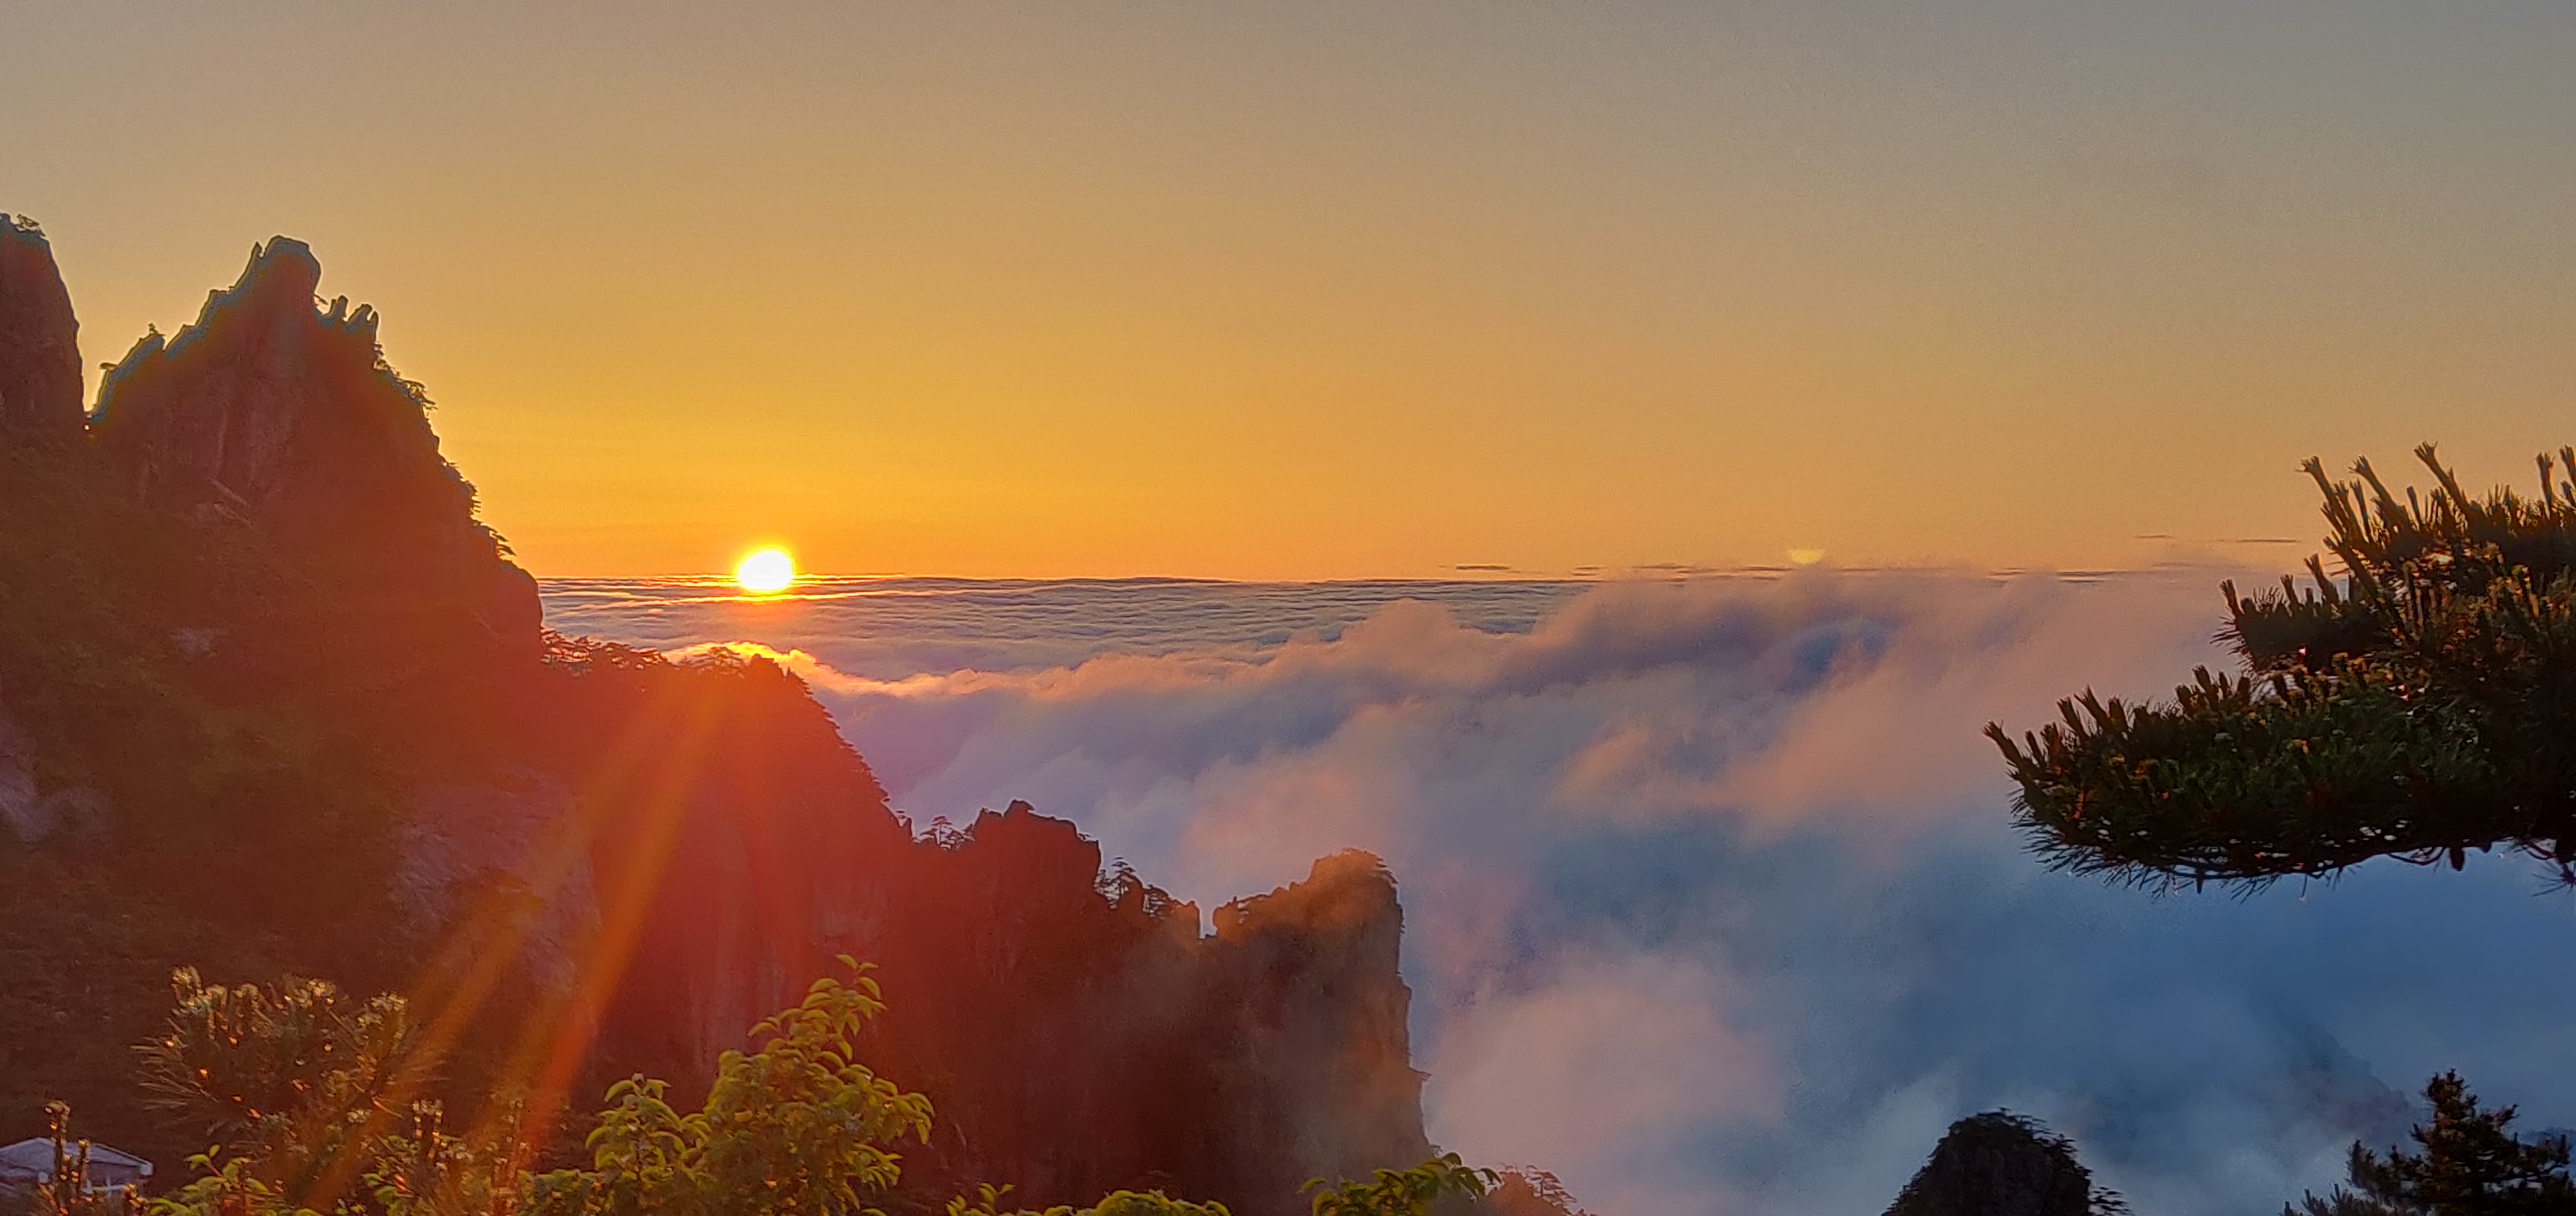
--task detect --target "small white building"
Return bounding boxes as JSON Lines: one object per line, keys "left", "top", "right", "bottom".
{"left": 0, "top": 1138, "right": 154, "bottom": 1195}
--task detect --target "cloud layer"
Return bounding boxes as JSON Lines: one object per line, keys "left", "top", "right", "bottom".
{"left": 552, "top": 571, "right": 2576, "bottom": 1216}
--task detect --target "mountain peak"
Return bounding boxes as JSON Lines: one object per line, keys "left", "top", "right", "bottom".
{"left": 0, "top": 214, "right": 86, "bottom": 439}
{"left": 230, "top": 235, "right": 321, "bottom": 306}
{"left": 1886, "top": 1112, "right": 2120, "bottom": 1216}
{"left": 91, "top": 235, "right": 538, "bottom": 656}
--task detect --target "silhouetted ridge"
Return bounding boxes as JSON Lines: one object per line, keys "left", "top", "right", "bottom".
{"left": 1885, "top": 1112, "right": 2123, "bottom": 1216}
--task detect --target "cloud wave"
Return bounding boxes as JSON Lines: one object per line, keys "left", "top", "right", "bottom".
{"left": 558, "top": 571, "right": 2576, "bottom": 1216}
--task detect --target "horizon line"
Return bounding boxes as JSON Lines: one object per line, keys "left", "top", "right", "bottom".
{"left": 531, "top": 560, "right": 2283, "bottom": 588}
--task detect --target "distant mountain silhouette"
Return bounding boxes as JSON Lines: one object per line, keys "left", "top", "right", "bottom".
{"left": 0, "top": 221, "right": 1427, "bottom": 1215}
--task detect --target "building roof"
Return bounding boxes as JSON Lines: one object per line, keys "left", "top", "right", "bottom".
{"left": 0, "top": 1138, "right": 154, "bottom": 1179}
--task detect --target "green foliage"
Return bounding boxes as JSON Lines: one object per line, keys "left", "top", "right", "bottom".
{"left": 1300, "top": 1154, "right": 1493, "bottom": 1216}
{"left": 520, "top": 1079, "right": 703, "bottom": 1216}
{"left": 135, "top": 965, "right": 939, "bottom": 1216}
{"left": 941, "top": 1182, "right": 1229, "bottom": 1216}
{"left": 2288, "top": 1073, "right": 2576, "bottom": 1216}
{"left": 1990, "top": 444, "right": 2576, "bottom": 887}
{"left": 149, "top": 1146, "right": 315, "bottom": 1216}
{"left": 94, "top": 960, "right": 1467, "bottom": 1216}
{"left": 138, "top": 968, "right": 415, "bottom": 1185}
{"left": 931, "top": 1141, "right": 1489, "bottom": 1216}
{"left": 696, "top": 963, "right": 930, "bottom": 1215}
{"left": 138, "top": 971, "right": 525, "bottom": 1216}
{"left": 524, "top": 962, "right": 931, "bottom": 1216}
{"left": 352, "top": 1103, "right": 529, "bottom": 1216}
{"left": 1481, "top": 1169, "right": 1593, "bottom": 1216}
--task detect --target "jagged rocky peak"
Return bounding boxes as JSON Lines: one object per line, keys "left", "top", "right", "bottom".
{"left": 1884, "top": 1112, "right": 2120, "bottom": 1216}
{"left": 0, "top": 215, "right": 85, "bottom": 439}
{"left": 1202, "top": 849, "right": 1431, "bottom": 1207}
{"left": 1219, "top": 848, "right": 1404, "bottom": 942}
{"left": 90, "top": 235, "right": 538, "bottom": 653}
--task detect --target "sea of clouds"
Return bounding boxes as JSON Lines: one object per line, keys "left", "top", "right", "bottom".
{"left": 544, "top": 570, "right": 2576, "bottom": 1216}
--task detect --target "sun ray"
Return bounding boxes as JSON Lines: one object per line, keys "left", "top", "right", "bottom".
{"left": 481, "top": 683, "right": 733, "bottom": 1154}
{"left": 292, "top": 675, "right": 735, "bottom": 1211}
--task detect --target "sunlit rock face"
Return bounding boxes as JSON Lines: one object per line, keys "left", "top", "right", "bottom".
{"left": 477, "top": 650, "right": 1432, "bottom": 1216}
{"left": 89, "top": 237, "right": 538, "bottom": 657}
{"left": 838, "top": 823, "right": 1431, "bottom": 1213}
{"left": 545, "top": 645, "right": 1432, "bottom": 1212}
{"left": 1198, "top": 849, "right": 1432, "bottom": 1206}
{"left": 0, "top": 216, "right": 83, "bottom": 439}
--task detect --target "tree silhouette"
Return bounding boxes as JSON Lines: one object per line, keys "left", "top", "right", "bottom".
{"left": 1990, "top": 445, "right": 2576, "bottom": 887}
{"left": 2288, "top": 1072, "right": 2576, "bottom": 1216}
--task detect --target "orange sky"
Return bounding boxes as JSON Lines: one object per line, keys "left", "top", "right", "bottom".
{"left": 6, "top": 3, "right": 2572, "bottom": 578}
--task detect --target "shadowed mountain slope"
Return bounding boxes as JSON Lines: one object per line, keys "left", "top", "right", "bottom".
{"left": 0, "top": 223, "right": 1427, "bottom": 1216}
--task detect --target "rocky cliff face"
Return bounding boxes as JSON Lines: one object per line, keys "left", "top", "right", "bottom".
{"left": 90, "top": 236, "right": 538, "bottom": 659}
{"left": 504, "top": 635, "right": 1428, "bottom": 1211}
{"left": 1196, "top": 850, "right": 1430, "bottom": 1205}
{"left": 0, "top": 226, "right": 1432, "bottom": 1216}
{"left": 0, "top": 216, "right": 83, "bottom": 439}
{"left": 848, "top": 826, "right": 1429, "bottom": 1210}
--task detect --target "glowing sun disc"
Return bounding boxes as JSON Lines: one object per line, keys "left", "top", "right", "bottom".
{"left": 736, "top": 547, "right": 795, "bottom": 594}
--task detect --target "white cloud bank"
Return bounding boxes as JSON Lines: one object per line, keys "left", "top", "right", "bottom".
{"left": 579, "top": 571, "right": 2576, "bottom": 1216}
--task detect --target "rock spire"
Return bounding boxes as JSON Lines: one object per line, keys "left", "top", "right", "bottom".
{"left": 0, "top": 215, "right": 85, "bottom": 439}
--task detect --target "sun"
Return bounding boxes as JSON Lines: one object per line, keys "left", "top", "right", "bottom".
{"left": 735, "top": 547, "right": 796, "bottom": 595}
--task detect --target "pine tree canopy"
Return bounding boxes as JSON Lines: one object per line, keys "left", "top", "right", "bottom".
{"left": 2288, "top": 1072, "right": 2576, "bottom": 1216}
{"left": 1989, "top": 445, "right": 2576, "bottom": 889}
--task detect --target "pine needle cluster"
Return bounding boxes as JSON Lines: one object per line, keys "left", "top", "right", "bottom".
{"left": 1990, "top": 445, "right": 2576, "bottom": 887}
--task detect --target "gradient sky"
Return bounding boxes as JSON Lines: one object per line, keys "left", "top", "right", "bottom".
{"left": 4, "top": 2, "right": 2572, "bottom": 578}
